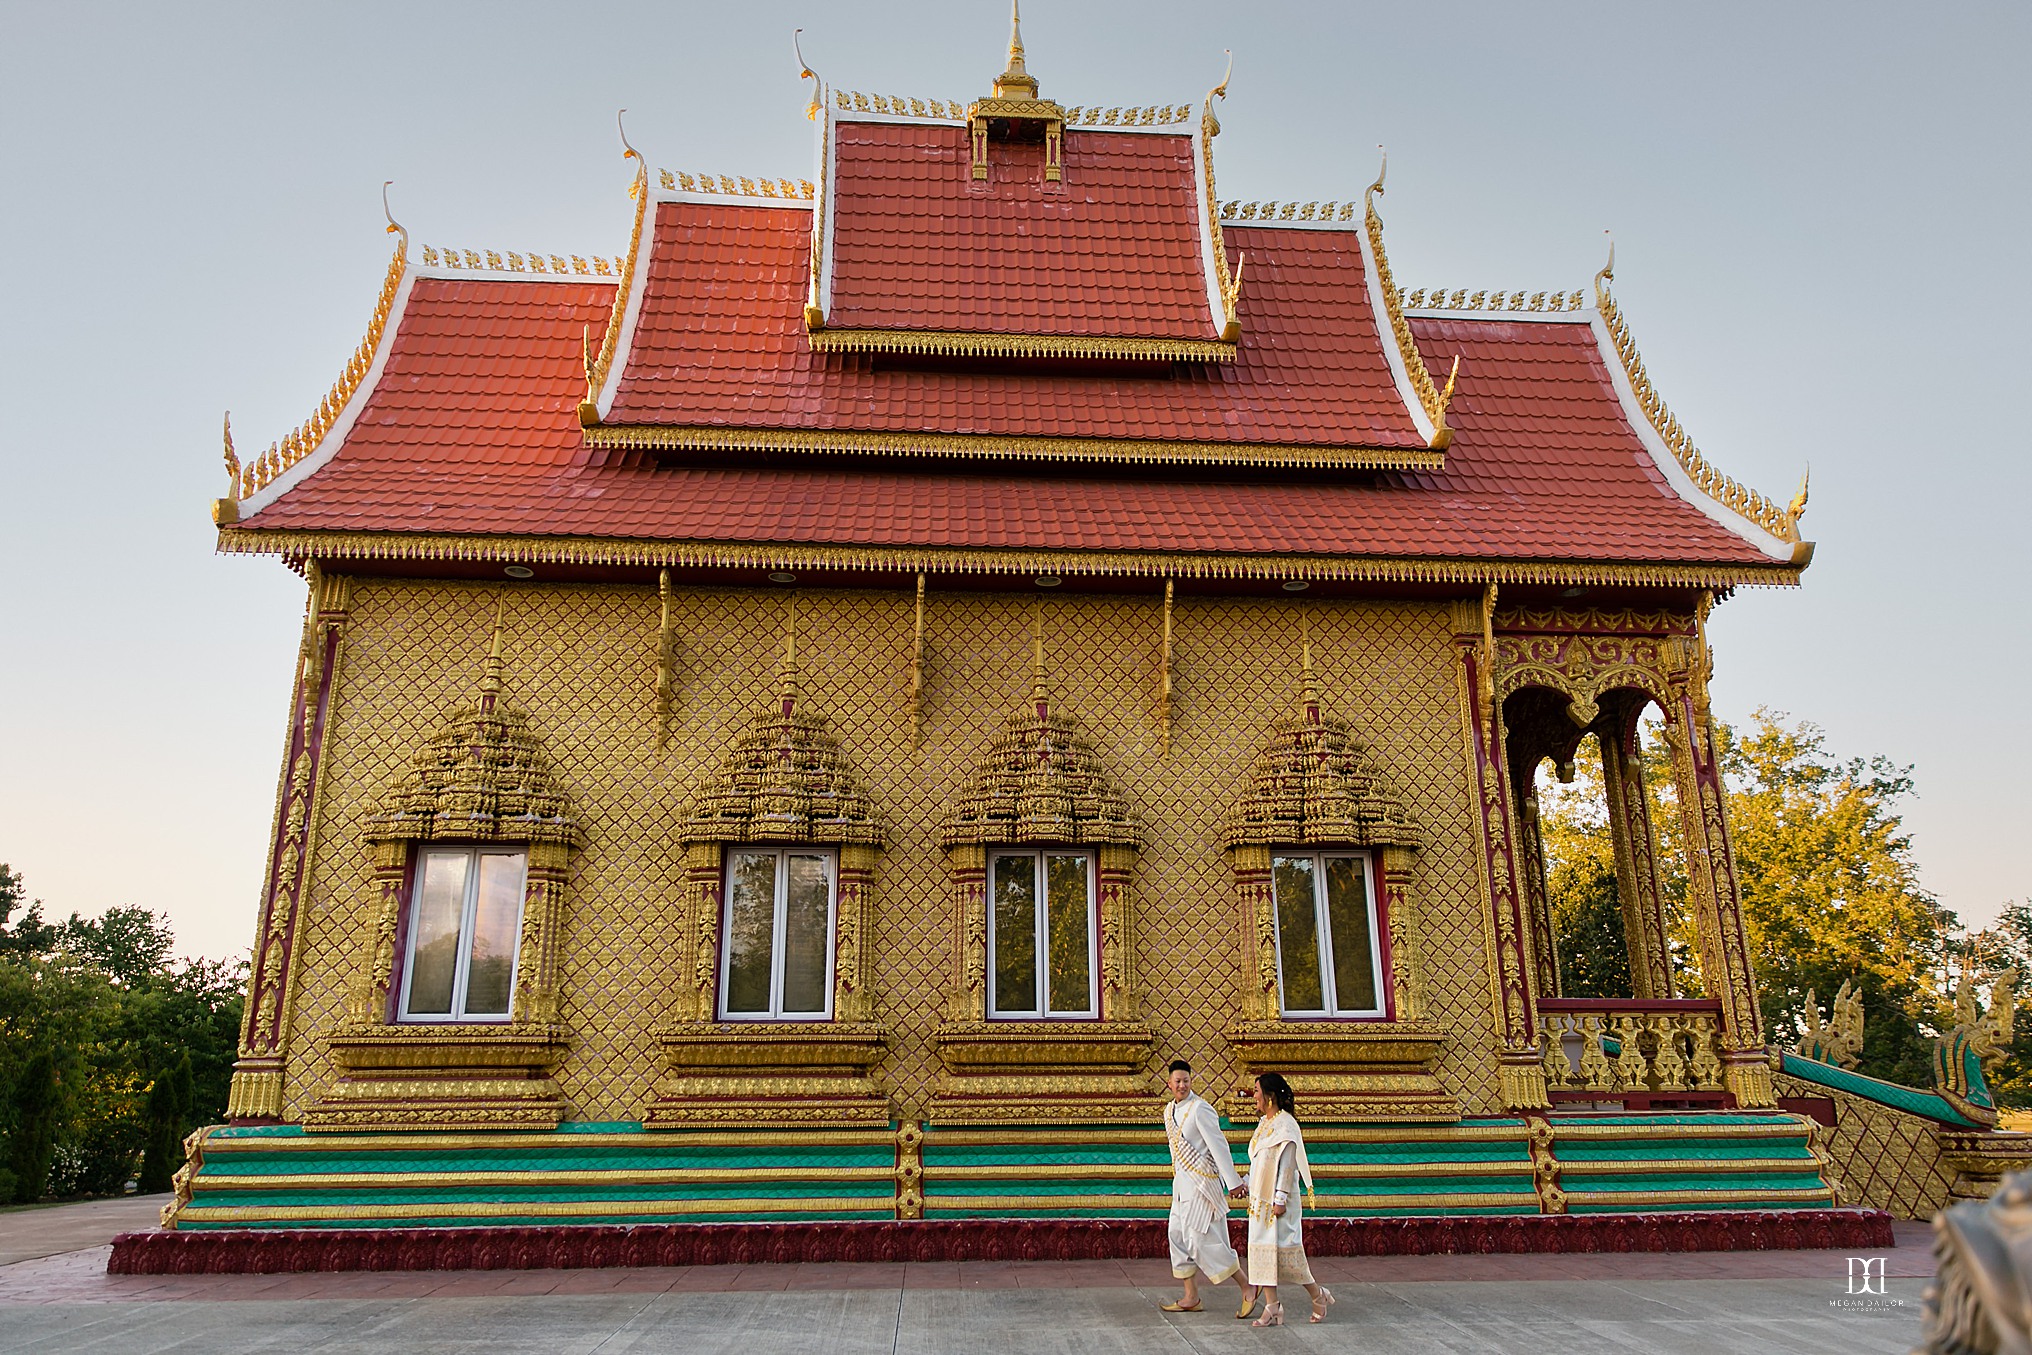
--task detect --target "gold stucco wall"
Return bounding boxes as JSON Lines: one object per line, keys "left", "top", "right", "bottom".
{"left": 279, "top": 578, "right": 1502, "bottom": 1122}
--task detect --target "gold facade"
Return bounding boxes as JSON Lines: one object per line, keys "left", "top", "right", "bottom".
{"left": 270, "top": 579, "right": 1508, "bottom": 1125}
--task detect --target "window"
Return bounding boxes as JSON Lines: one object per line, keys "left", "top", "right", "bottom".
{"left": 987, "top": 850, "right": 1097, "bottom": 1019}
{"left": 1272, "top": 851, "right": 1385, "bottom": 1018}
{"left": 399, "top": 846, "right": 528, "bottom": 1022}
{"left": 719, "top": 848, "right": 836, "bottom": 1020}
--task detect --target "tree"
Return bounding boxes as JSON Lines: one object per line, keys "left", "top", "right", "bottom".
{"left": 10, "top": 1050, "right": 57, "bottom": 1204}
{"left": 0, "top": 865, "right": 246, "bottom": 1201}
{"left": 1536, "top": 738, "right": 1635, "bottom": 999}
{"left": 137, "top": 1052, "right": 193, "bottom": 1194}
{"left": 1535, "top": 710, "right": 1965, "bottom": 1090}
{"left": 1719, "top": 712, "right": 1959, "bottom": 1089}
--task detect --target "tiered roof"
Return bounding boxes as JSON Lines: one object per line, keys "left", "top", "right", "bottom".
{"left": 216, "top": 18, "right": 1810, "bottom": 591}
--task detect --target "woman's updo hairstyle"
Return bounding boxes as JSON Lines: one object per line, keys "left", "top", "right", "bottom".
{"left": 1256, "top": 1071, "right": 1296, "bottom": 1114}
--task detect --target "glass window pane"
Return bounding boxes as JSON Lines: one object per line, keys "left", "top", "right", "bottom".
{"left": 405, "top": 851, "right": 468, "bottom": 1016}
{"left": 1324, "top": 856, "right": 1378, "bottom": 1014}
{"left": 1045, "top": 855, "right": 1092, "bottom": 1014}
{"left": 1272, "top": 856, "right": 1325, "bottom": 1013}
{"left": 781, "top": 854, "right": 832, "bottom": 1015}
{"left": 992, "top": 854, "right": 1038, "bottom": 1014}
{"left": 463, "top": 853, "right": 526, "bottom": 1017}
{"left": 724, "top": 852, "right": 778, "bottom": 1015}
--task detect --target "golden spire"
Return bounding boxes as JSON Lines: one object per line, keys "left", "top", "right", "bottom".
{"left": 779, "top": 594, "right": 802, "bottom": 711}
{"left": 1030, "top": 605, "right": 1049, "bottom": 706}
{"left": 479, "top": 595, "right": 507, "bottom": 710}
{"left": 1298, "top": 614, "right": 1321, "bottom": 719}
{"left": 994, "top": 0, "right": 1039, "bottom": 99}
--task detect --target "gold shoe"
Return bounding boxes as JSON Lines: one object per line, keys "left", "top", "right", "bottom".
{"left": 1234, "top": 1294, "right": 1260, "bottom": 1320}
{"left": 1160, "top": 1300, "right": 1204, "bottom": 1313}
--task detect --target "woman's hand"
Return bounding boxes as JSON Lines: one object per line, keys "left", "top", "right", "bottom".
{"left": 1228, "top": 1185, "right": 1248, "bottom": 1200}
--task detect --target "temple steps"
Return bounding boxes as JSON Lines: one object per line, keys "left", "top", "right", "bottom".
{"left": 168, "top": 1111, "right": 1836, "bottom": 1230}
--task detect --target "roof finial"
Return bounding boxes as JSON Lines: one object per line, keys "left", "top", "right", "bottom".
{"left": 380, "top": 181, "right": 408, "bottom": 253}
{"left": 1594, "top": 230, "right": 1615, "bottom": 306}
{"left": 1203, "top": 50, "right": 1232, "bottom": 134}
{"left": 1787, "top": 464, "right": 1811, "bottom": 528}
{"left": 616, "top": 109, "right": 645, "bottom": 196}
{"left": 994, "top": 0, "right": 1039, "bottom": 98}
{"left": 1438, "top": 354, "right": 1460, "bottom": 421}
{"left": 793, "top": 29, "right": 823, "bottom": 121}
{"left": 1364, "top": 146, "right": 1387, "bottom": 212}
{"left": 222, "top": 412, "right": 241, "bottom": 496}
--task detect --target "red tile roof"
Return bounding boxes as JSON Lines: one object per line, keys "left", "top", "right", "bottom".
{"left": 605, "top": 212, "right": 1426, "bottom": 452}
{"left": 239, "top": 268, "right": 1782, "bottom": 572}
{"left": 824, "top": 122, "right": 1217, "bottom": 340}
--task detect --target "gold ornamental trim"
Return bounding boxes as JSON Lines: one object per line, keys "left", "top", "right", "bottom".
{"left": 195, "top": 1166, "right": 895, "bottom": 1191}
{"left": 225, "top": 232, "right": 407, "bottom": 505}
{"left": 201, "top": 1128, "right": 897, "bottom": 1153}
{"left": 803, "top": 327, "right": 1236, "bottom": 363}
{"left": 581, "top": 423, "right": 1440, "bottom": 472}
{"left": 215, "top": 529, "right": 1803, "bottom": 591}
{"left": 1364, "top": 163, "right": 1452, "bottom": 449}
{"left": 176, "top": 1197, "right": 890, "bottom": 1224}
{"left": 1595, "top": 277, "right": 1805, "bottom": 545}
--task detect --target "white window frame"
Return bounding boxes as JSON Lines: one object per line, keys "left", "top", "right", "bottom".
{"left": 985, "top": 848, "right": 1100, "bottom": 1020}
{"left": 717, "top": 847, "right": 839, "bottom": 1022}
{"left": 396, "top": 845, "right": 528, "bottom": 1024}
{"left": 1271, "top": 849, "right": 1387, "bottom": 1019}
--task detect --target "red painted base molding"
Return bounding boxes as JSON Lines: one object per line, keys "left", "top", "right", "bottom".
{"left": 109, "top": 1210, "right": 1894, "bottom": 1275}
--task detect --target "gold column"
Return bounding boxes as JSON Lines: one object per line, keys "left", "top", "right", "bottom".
{"left": 227, "top": 564, "right": 351, "bottom": 1121}
{"left": 946, "top": 844, "right": 988, "bottom": 1021}
{"left": 1234, "top": 844, "right": 1280, "bottom": 1022}
{"left": 1659, "top": 616, "right": 1773, "bottom": 1107}
{"left": 1379, "top": 845, "right": 1422, "bottom": 1020}
{"left": 1599, "top": 703, "right": 1674, "bottom": 1000}
{"left": 682, "top": 841, "right": 725, "bottom": 1022}
{"left": 1450, "top": 593, "right": 1549, "bottom": 1112}
{"left": 512, "top": 840, "right": 572, "bottom": 1026}
{"left": 1514, "top": 779, "right": 1561, "bottom": 1000}
{"left": 1097, "top": 843, "right": 1140, "bottom": 1021}
{"left": 835, "top": 844, "right": 880, "bottom": 1021}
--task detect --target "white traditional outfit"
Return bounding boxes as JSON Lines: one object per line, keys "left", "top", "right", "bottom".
{"left": 1242, "top": 1107, "right": 1315, "bottom": 1287}
{"left": 1163, "top": 1091, "right": 1242, "bottom": 1284}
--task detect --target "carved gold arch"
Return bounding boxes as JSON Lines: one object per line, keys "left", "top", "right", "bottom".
{"left": 1220, "top": 659, "right": 1456, "bottom": 1123}
{"left": 312, "top": 608, "right": 583, "bottom": 1131}
{"left": 931, "top": 668, "right": 1153, "bottom": 1124}
{"left": 651, "top": 653, "right": 892, "bottom": 1128}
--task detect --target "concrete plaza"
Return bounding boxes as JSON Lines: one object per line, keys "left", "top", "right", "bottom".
{"left": 0, "top": 1197, "right": 1935, "bottom": 1354}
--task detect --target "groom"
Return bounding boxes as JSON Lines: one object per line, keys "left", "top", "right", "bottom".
{"left": 1159, "top": 1059, "right": 1256, "bottom": 1316}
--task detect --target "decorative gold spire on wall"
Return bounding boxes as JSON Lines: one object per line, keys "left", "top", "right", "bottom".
{"left": 941, "top": 609, "right": 1140, "bottom": 848}
{"left": 1223, "top": 623, "right": 1419, "bottom": 849}
{"left": 366, "top": 598, "right": 582, "bottom": 847}
{"left": 677, "top": 598, "right": 882, "bottom": 846}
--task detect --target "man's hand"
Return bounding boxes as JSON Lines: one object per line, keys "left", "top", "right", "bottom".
{"left": 1272, "top": 1203, "right": 1286, "bottom": 1219}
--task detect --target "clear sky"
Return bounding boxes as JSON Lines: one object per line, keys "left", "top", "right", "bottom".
{"left": 0, "top": 1, "right": 2026, "bottom": 962}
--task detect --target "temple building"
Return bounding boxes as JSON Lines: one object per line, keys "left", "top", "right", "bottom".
{"left": 167, "top": 19, "right": 2022, "bottom": 1237}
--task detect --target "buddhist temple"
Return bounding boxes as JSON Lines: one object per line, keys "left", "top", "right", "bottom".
{"left": 154, "top": 14, "right": 2027, "bottom": 1254}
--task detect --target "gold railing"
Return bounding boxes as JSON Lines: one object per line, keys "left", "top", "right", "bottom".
{"left": 1538, "top": 1000, "right": 1725, "bottom": 1096}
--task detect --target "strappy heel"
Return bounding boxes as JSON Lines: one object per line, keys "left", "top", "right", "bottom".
{"left": 1310, "top": 1286, "right": 1335, "bottom": 1323}
{"left": 1251, "top": 1300, "right": 1285, "bottom": 1328}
